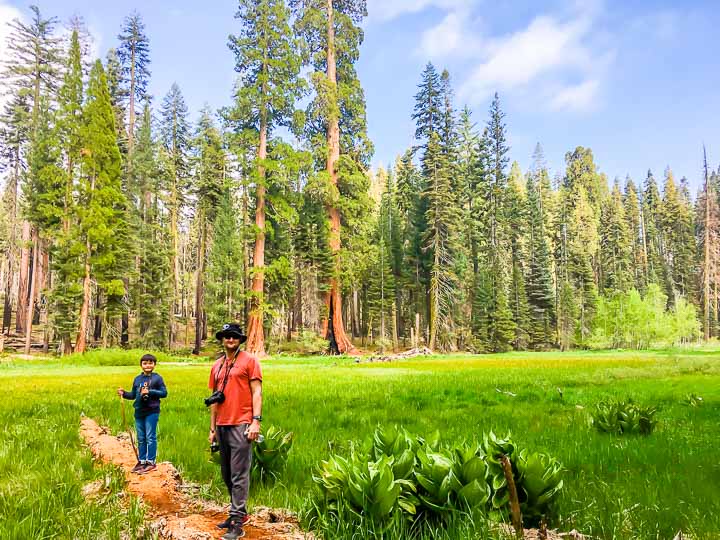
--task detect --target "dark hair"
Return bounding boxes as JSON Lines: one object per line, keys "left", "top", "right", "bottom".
{"left": 140, "top": 354, "right": 157, "bottom": 365}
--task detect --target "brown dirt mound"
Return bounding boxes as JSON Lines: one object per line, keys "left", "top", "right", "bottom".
{"left": 80, "top": 416, "right": 312, "bottom": 539}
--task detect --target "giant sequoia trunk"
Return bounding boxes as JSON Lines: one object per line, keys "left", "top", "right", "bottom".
{"left": 320, "top": 0, "right": 355, "bottom": 355}
{"left": 245, "top": 118, "right": 268, "bottom": 356}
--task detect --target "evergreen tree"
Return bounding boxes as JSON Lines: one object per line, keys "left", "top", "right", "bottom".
{"left": 526, "top": 169, "right": 555, "bottom": 348}
{"left": 661, "top": 168, "right": 696, "bottom": 301}
{"left": 228, "top": 0, "right": 305, "bottom": 355}
{"left": 567, "top": 186, "right": 598, "bottom": 344}
{"left": 134, "top": 103, "right": 171, "bottom": 347}
{"left": 623, "top": 177, "right": 648, "bottom": 291}
{"left": 411, "top": 62, "right": 442, "bottom": 155}
{"left": 206, "top": 191, "right": 244, "bottom": 332}
{"left": 75, "top": 61, "right": 127, "bottom": 352}
{"left": 293, "top": 0, "right": 371, "bottom": 353}
{"left": 423, "top": 132, "right": 459, "bottom": 350}
{"left": 505, "top": 162, "right": 530, "bottom": 348}
{"left": 117, "top": 11, "right": 151, "bottom": 152}
{"left": 191, "top": 109, "right": 226, "bottom": 354}
{"left": 160, "top": 82, "right": 191, "bottom": 346}
{"left": 643, "top": 169, "right": 667, "bottom": 287}
{"left": 599, "top": 181, "right": 632, "bottom": 294}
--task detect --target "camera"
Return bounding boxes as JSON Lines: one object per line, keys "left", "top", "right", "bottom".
{"left": 204, "top": 390, "right": 225, "bottom": 407}
{"left": 210, "top": 440, "right": 220, "bottom": 453}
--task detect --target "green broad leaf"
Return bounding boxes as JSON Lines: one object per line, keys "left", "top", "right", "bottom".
{"left": 492, "top": 473, "right": 507, "bottom": 491}
{"left": 491, "top": 489, "right": 510, "bottom": 509}
{"left": 457, "top": 479, "right": 491, "bottom": 508}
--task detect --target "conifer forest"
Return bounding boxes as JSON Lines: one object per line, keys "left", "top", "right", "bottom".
{"left": 1, "top": 3, "right": 717, "bottom": 357}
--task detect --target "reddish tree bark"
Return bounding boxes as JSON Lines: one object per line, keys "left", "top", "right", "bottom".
{"left": 319, "top": 0, "right": 355, "bottom": 355}
{"left": 245, "top": 116, "right": 268, "bottom": 356}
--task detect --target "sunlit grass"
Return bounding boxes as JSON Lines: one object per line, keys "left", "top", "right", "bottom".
{"left": 0, "top": 350, "right": 718, "bottom": 538}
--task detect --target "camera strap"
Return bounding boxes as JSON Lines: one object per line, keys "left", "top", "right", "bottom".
{"left": 214, "top": 353, "right": 238, "bottom": 394}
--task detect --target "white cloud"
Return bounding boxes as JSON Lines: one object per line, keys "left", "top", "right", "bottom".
{"left": 458, "top": 15, "right": 593, "bottom": 99}
{"left": 419, "top": 11, "right": 481, "bottom": 59}
{"left": 367, "top": 0, "right": 473, "bottom": 23}
{"left": 549, "top": 79, "right": 599, "bottom": 111}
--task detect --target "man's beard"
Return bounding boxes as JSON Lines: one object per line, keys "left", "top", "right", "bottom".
{"left": 225, "top": 342, "right": 240, "bottom": 353}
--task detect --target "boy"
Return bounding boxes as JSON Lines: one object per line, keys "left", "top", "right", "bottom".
{"left": 117, "top": 354, "right": 168, "bottom": 474}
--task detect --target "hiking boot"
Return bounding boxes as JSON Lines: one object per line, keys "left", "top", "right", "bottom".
{"left": 221, "top": 521, "right": 245, "bottom": 540}
{"left": 139, "top": 463, "right": 157, "bottom": 474}
{"left": 217, "top": 515, "right": 249, "bottom": 530}
{"left": 131, "top": 461, "right": 145, "bottom": 473}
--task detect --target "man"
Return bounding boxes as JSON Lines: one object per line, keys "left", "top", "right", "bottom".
{"left": 208, "top": 323, "right": 263, "bottom": 540}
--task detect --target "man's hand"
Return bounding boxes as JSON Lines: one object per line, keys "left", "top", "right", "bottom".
{"left": 117, "top": 388, "right": 124, "bottom": 397}
{"left": 246, "top": 420, "right": 261, "bottom": 441}
{"left": 208, "top": 429, "right": 216, "bottom": 444}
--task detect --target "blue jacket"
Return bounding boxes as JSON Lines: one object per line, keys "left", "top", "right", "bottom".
{"left": 122, "top": 372, "right": 168, "bottom": 418}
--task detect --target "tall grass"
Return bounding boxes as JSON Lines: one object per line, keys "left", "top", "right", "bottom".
{"left": 0, "top": 350, "right": 718, "bottom": 538}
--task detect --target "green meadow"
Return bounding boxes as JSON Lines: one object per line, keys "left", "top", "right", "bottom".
{"left": 0, "top": 349, "right": 718, "bottom": 539}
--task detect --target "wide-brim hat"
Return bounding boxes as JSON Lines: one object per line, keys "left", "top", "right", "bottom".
{"left": 215, "top": 323, "right": 248, "bottom": 343}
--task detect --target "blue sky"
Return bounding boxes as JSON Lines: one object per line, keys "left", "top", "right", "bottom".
{"left": 2, "top": 0, "right": 719, "bottom": 193}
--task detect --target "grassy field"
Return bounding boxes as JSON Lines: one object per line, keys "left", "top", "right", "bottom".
{"left": 1, "top": 348, "right": 718, "bottom": 539}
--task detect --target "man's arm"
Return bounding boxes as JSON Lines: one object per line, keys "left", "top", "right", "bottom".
{"left": 247, "top": 379, "right": 262, "bottom": 440}
{"left": 209, "top": 403, "right": 217, "bottom": 444}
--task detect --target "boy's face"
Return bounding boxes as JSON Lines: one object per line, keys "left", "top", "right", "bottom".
{"left": 141, "top": 360, "right": 155, "bottom": 373}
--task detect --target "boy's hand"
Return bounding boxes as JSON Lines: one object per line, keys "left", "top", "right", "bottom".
{"left": 140, "top": 387, "right": 149, "bottom": 396}
{"left": 117, "top": 388, "right": 124, "bottom": 397}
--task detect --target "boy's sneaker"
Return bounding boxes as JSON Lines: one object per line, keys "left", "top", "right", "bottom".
{"left": 139, "top": 463, "right": 157, "bottom": 474}
{"left": 131, "top": 462, "right": 145, "bottom": 473}
{"left": 217, "top": 515, "right": 250, "bottom": 529}
{"left": 220, "top": 520, "right": 245, "bottom": 540}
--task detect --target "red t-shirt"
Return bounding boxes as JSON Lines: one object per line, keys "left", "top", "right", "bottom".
{"left": 208, "top": 351, "right": 263, "bottom": 426}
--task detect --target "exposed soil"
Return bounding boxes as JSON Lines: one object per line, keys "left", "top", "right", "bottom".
{"left": 357, "top": 346, "right": 435, "bottom": 363}
{"left": 80, "top": 416, "right": 312, "bottom": 539}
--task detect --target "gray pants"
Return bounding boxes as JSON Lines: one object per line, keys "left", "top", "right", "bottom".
{"left": 217, "top": 424, "right": 252, "bottom": 519}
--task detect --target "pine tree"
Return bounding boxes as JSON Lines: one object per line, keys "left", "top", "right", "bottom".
{"left": 293, "top": 0, "right": 371, "bottom": 354}
{"left": 526, "top": 169, "right": 555, "bottom": 348}
{"left": 75, "top": 60, "right": 127, "bottom": 353}
{"left": 134, "top": 103, "right": 171, "bottom": 347}
{"left": 567, "top": 186, "right": 598, "bottom": 344}
{"left": 205, "top": 191, "right": 244, "bottom": 333}
{"left": 117, "top": 11, "right": 151, "bottom": 152}
{"left": 423, "top": 132, "right": 459, "bottom": 350}
{"left": 412, "top": 63, "right": 442, "bottom": 155}
{"left": 505, "top": 162, "right": 530, "bottom": 349}
{"left": 623, "top": 177, "right": 648, "bottom": 291}
{"left": 2, "top": 5, "right": 62, "bottom": 342}
{"left": 643, "top": 169, "right": 667, "bottom": 287}
{"left": 599, "top": 181, "right": 632, "bottom": 294}
{"left": 191, "top": 109, "right": 225, "bottom": 354}
{"left": 160, "top": 83, "right": 191, "bottom": 346}
{"left": 228, "top": 0, "right": 305, "bottom": 356}
{"left": 661, "top": 168, "right": 696, "bottom": 301}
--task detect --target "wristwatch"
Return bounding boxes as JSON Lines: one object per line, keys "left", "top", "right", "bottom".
{"left": 252, "top": 415, "right": 262, "bottom": 422}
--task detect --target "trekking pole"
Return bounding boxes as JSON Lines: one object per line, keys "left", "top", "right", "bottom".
{"left": 120, "top": 395, "right": 139, "bottom": 461}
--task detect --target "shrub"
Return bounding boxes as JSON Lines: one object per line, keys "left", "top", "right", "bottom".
{"left": 309, "top": 426, "right": 564, "bottom": 535}
{"left": 252, "top": 425, "right": 294, "bottom": 480}
{"left": 591, "top": 399, "right": 658, "bottom": 435}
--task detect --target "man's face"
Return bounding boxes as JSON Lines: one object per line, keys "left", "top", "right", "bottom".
{"left": 141, "top": 360, "right": 155, "bottom": 373}
{"left": 223, "top": 335, "right": 240, "bottom": 351}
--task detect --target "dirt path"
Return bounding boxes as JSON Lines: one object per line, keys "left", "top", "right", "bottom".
{"left": 80, "top": 417, "right": 311, "bottom": 539}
